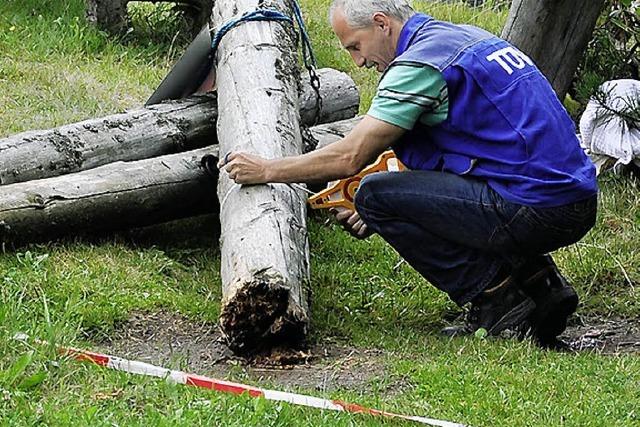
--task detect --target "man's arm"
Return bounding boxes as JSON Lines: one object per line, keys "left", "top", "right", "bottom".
{"left": 219, "top": 115, "right": 405, "bottom": 185}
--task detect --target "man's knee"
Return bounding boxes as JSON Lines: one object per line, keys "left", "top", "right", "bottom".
{"left": 355, "top": 172, "right": 404, "bottom": 236}
{"left": 354, "top": 172, "right": 388, "bottom": 216}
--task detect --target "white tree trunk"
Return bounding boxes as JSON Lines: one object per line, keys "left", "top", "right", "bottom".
{"left": 212, "top": 0, "right": 311, "bottom": 352}
{"left": 0, "top": 68, "right": 357, "bottom": 185}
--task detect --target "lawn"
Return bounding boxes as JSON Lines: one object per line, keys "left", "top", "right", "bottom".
{"left": 1, "top": 1, "right": 639, "bottom": 426}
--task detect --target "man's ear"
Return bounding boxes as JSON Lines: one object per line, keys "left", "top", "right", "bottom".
{"left": 372, "top": 12, "right": 390, "bottom": 33}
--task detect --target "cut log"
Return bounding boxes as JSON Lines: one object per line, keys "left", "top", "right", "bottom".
{"left": 502, "top": 0, "right": 606, "bottom": 99}
{"left": 0, "top": 68, "right": 358, "bottom": 185}
{"left": 0, "top": 118, "right": 359, "bottom": 247}
{"left": 212, "top": 0, "right": 315, "bottom": 353}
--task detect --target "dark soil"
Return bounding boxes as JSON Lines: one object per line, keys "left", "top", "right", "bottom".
{"left": 97, "top": 311, "right": 640, "bottom": 394}
{"left": 97, "top": 311, "right": 388, "bottom": 393}
{"left": 560, "top": 316, "right": 640, "bottom": 355}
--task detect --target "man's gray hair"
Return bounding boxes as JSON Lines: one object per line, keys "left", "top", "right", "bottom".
{"left": 329, "top": 0, "right": 415, "bottom": 28}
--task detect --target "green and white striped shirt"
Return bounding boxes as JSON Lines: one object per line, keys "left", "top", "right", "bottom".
{"left": 367, "top": 63, "right": 449, "bottom": 130}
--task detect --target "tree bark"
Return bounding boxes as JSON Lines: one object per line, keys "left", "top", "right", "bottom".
{"left": 172, "top": 0, "right": 214, "bottom": 38}
{"left": 502, "top": 0, "right": 606, "bottom": 99}
{"left": 86, "top": 0, "right": 129, "bottom": 35}
{"left": 211, "top": 0, "right": 314, "bottom": 353}
{"left": 0, "top": 68, "right": 358, "bottom": 185}
{"left": 0, "top": 117, "right": 359, "bottom": 247}
{"left": 86, "top": 0, "right": 213, "bottom": 37}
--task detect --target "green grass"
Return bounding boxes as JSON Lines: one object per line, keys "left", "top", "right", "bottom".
{"left": 1, "top": 1, "right": 640, "bottom": 426}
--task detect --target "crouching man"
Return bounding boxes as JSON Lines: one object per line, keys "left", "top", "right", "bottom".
{"left": 219, "top": 0, "right": 598, "bottom": 345}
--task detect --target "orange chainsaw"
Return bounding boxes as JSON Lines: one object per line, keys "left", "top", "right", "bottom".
{"left": 302, "top": 150, "right": 406, "bottom": 212}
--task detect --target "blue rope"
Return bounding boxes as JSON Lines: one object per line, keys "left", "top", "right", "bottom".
{"left": 290, "top": 0, "right": 317, "bottom": 71}
{"left": 210, "top": 1, "right": 321, "bottom": 123}
{"left": 210, "top": 8, "right": 294, "bottom": 57}
{"left": 210, "top": 2, "right": 316, "bottom": 68}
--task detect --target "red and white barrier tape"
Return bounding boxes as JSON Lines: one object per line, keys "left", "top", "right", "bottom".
{"left": 14, "top": 335, "right": 467, "bottom": 427}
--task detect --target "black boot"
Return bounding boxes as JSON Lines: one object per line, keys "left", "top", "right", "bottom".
{"left": 517, "top": 255, "right": 579, "bottom": 344}
{"left": 442, "top": 275, "right": 536, "bottom": 337}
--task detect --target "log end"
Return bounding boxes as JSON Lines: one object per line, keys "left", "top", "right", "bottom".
{"left": 219, "top": 272, "right": 310, "bottom": 355}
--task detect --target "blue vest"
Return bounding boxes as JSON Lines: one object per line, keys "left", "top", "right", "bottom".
{"left": 391, "top": 14, "right": 597, "bottom": 207}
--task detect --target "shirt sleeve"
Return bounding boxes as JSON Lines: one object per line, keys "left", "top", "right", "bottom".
{"left": 367, "top": 63, "right": 448, "bottom": 130}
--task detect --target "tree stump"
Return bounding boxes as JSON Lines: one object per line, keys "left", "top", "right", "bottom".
{"left": 86, "top": 0, "right": 213, "bottom": 38}
{"left": 86, "top": 0, "right": 129, "bottom": 35}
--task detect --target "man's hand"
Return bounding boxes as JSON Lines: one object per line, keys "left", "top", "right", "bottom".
{"left": 332, "top": 208, "right": 373, "bottom": 239}
{"left": 218, "top": 152, "right": 271, "bottom": 184}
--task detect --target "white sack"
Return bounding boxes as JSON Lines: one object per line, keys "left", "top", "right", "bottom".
{"left": 579, "top": 79, "right": 640, "bottom": 175}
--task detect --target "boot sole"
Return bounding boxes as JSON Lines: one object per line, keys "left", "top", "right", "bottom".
{"left": 487, "top": 297, "right": 536, "bottom": 336}
{"left": 534, "top": 287, "right": 578, "bottom": 342}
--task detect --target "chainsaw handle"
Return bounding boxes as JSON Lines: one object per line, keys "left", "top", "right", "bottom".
{"left": 306, "top": 150, "right": 405, "bottom": 212}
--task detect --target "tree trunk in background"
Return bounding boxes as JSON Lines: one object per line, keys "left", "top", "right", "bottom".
{"left": 0, "top": 118, "right": 358, "bottom": 248}
{"left": 86, "top": 0, "right": 213, "bottom": 37}
{"left": 502, "top": 0, "right": 606, "bottom": 99}
{"left": 177, "top": 0, "right": 214, "bottom": 37}
{"left": 86, "top": 0, "right": 129, "bottom": 35}
{"left": 0, "top": 68, "right": 358, "bottom": 185}
{"left": 212, "top": 0, "right": 312, "bottom": 354}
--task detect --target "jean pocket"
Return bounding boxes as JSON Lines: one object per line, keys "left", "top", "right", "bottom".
{"left": 517, "top": 204, "right": 595, "bottom": 253}
{"left": 488, "top": 201, "right": 596, "bottom": 256}
{"left": 529, "top": 198, "right": 597, "bottom": 233}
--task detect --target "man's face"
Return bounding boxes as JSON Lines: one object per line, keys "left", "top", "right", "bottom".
{"left": 331, "top": 9, "right": 396, "bottom": 72}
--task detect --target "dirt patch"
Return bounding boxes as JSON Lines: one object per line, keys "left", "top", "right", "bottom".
{"left": 96, "top": 312, "right": 640, "bottom": 396}
{"left": 97, "top": 311, "right": 387, "bottom": 393}
{"left": 99, "top": 311, "right": 232, "bottom": 370}
{"left": 561, "top": 317, "right": 640, "bottom": 355}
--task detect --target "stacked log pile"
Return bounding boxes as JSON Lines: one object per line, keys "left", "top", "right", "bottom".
{"left": 0, "top": 118, "right": 358, "bottom": 245}
{"left": 0, "top": 68, "right": 357, "bottom": 185}
{"left": 0, "top": 70, "right": 357, "bottom": 245}
{"left": 0, "top": 3, "right": 360, "bottom": 355}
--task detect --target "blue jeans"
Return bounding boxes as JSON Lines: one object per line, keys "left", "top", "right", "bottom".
{"left": 354, "top": 171, "right": 597, "bottom": 305}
